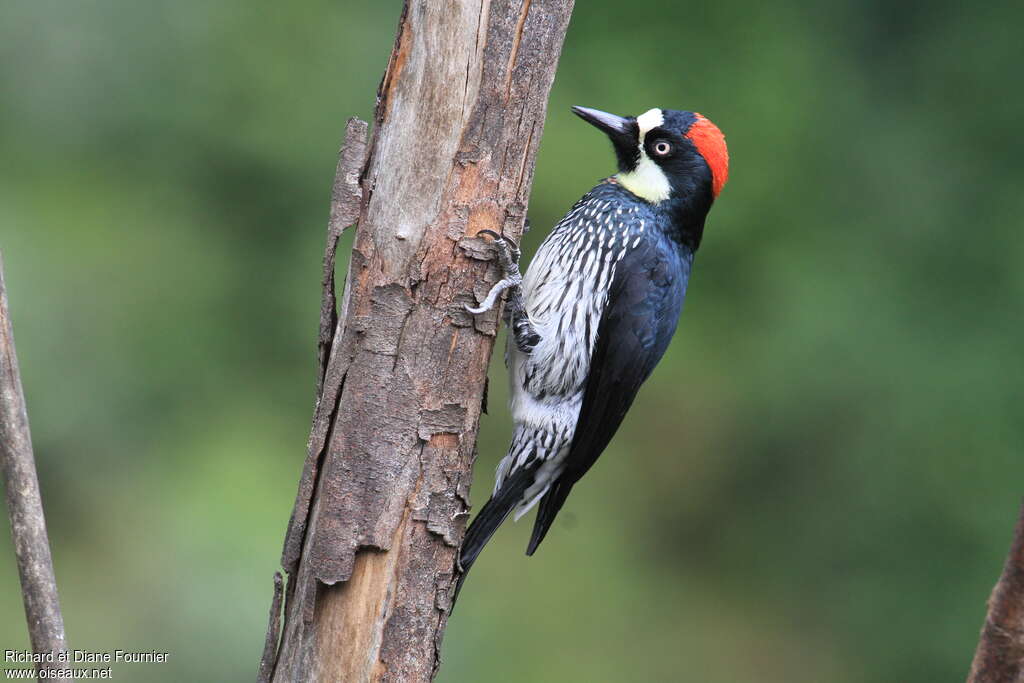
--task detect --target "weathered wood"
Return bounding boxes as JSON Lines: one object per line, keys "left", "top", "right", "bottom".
{"left": 0, "top": 253, "right": 71, "bottom": 680}
{"left": 267, "top": 1, "right": 574, "bottom": 680}
{"left": 968, "top": 502, "right": 1024, "bottom": 683}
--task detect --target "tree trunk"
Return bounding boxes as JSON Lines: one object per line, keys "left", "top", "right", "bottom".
{"left": 263, "top": 1, "right": 574, "bottom": 680}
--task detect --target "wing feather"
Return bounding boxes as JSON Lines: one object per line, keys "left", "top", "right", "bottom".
{"left": 527, "top": 238, "right": 692, "bottom": 554}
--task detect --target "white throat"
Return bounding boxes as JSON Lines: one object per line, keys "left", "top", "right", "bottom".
{"left": 616, "top": 108, "right": 671, "bottom": 203}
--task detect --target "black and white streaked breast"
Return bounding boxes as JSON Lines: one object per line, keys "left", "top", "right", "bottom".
{"left": 518, "top": 181, "right": 654, "bottom": 399}
{"left": 496, "top": 179, "right": 681, "bottom": 511}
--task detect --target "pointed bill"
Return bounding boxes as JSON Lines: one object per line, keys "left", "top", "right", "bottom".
{"left": 571, "top": 106, "right": 632, "bottom": 136}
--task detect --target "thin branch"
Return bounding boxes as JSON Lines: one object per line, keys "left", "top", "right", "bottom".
{"left": 968, "top": 500, "right": 1024, "bottom": 683}
{"left": 0, "top": 252, "right": 71, "bottom": 679}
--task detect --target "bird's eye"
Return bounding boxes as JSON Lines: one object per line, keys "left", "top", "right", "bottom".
{"left": 652, "top": 140, "right": 672, "bottom": 156}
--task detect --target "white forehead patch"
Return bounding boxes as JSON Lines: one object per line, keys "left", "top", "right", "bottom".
{"left": 617, "top": 108, "right": 670, "bottom": 203}
{"left": 636, "top": 108, "right": 665, "bottom": 139}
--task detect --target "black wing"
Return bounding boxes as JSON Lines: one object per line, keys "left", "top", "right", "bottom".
{"left": 526, "top": 238, "right": 692, "bottom": 554}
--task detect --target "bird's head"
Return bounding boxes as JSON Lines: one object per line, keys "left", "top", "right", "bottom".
{"left": 572, "top": 106, "right": 729, "bottom": 206}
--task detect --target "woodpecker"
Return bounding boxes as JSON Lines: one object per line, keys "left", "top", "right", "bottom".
{"left": 458, "top": 106, "right": 729, "bottom": 598}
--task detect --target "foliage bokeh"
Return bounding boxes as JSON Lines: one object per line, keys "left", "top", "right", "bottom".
{"left": 2, "top": 1, "right": 1022, "bottom": 680}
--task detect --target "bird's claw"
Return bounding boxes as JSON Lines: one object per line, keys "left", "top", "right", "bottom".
{"left": 464, "top": 275, "right": 520, "bottom": 315}
{"left": 465, "top": 228, "right": 541, "bottom": 354}
{"left": 475, "top": 229, "right": 521, "bottom": 266}
{"left": 465, "top": 230, "right": 523, "bottom": 315}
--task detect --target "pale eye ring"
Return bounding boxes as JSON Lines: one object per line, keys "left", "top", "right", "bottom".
{"left": 652, "top": 140, "right": 672, "bottom": 156}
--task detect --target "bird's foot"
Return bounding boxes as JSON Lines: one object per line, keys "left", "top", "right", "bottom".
{"left": 509, "top": 314, "right": 541, "bottom": 354}
{"left": 465, "top": 229, "right": 540, "bottom": 354}
{"left": 464, "top": 230, "right": 521, "bottom": 315}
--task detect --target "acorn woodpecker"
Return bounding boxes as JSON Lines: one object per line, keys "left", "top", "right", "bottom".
{"left": 459, "top": 106, "right": 729, "bottom": 597}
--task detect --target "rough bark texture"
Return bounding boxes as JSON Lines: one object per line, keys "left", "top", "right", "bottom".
{"left": 265, "top": 1, "right": 574, "bottom": 681}
{"left": 968, "top": 502, "right": 1024, "bottom": 683}
{"left": 0, "top": 254, "right": 71, "bottom": 679}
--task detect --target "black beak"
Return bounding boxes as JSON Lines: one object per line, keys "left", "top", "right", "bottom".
{"left": 571, "top": 106, "right": 639, "bottom": 172}
{"left": 571, "top": 106, "right": 632, "bottom": 137}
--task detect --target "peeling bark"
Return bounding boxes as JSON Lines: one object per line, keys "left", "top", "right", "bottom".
{"left": 258, "top": 573, "right": 284, "bottom": 683}
{"left": 265, "top": 1, "right": 574, "bottom": 680}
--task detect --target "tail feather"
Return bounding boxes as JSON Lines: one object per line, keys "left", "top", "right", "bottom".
{"left": 525, "top": 478, "right": 574, "bottom": 556}
{"left": 453, "top": 466, "right": 537, "bottom": 606}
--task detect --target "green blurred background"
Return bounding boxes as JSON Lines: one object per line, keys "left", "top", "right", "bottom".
{"left": 2, "top": 0, "right": 1022, "bottom": 681}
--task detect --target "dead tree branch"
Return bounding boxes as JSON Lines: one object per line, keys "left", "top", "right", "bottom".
{"left": 262, "top": 1, "right": 574, "bottom": 680}
{"left": 0, "top": 253, "right": 71, "bottom": 679}
{"left": 968, "top": 501, "right": 1024, "bottom": 683}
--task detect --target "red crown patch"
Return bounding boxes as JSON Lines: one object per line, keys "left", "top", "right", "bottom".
{"left": 686, "top": 114, "right": 729, "bottom": 198}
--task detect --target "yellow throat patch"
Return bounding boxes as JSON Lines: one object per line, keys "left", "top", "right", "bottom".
{"left": 615, "top": 108, "right": 671, "bottom": 203}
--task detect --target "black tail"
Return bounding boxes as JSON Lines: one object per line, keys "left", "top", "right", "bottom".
{"left": 453, "top": 466, "right": 536, "bottom": 606}
{"left": 526, "top": 478, "right": 575, "bottom": 555}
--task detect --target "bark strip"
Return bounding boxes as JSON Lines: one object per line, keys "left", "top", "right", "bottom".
{"left": 315, "top": 117, "right": 369, "bottom": 401}
{"left": 0, "top": 253, "right": 71, "bottom": 679}
{"left": 257, "top": 573, "right": 285, "bottom": 683}
{"left": 282, "top": 118, "right": 370, "bottom": 579}
{"left": 266, "top": 1, "right": 574, "bottom": 680}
